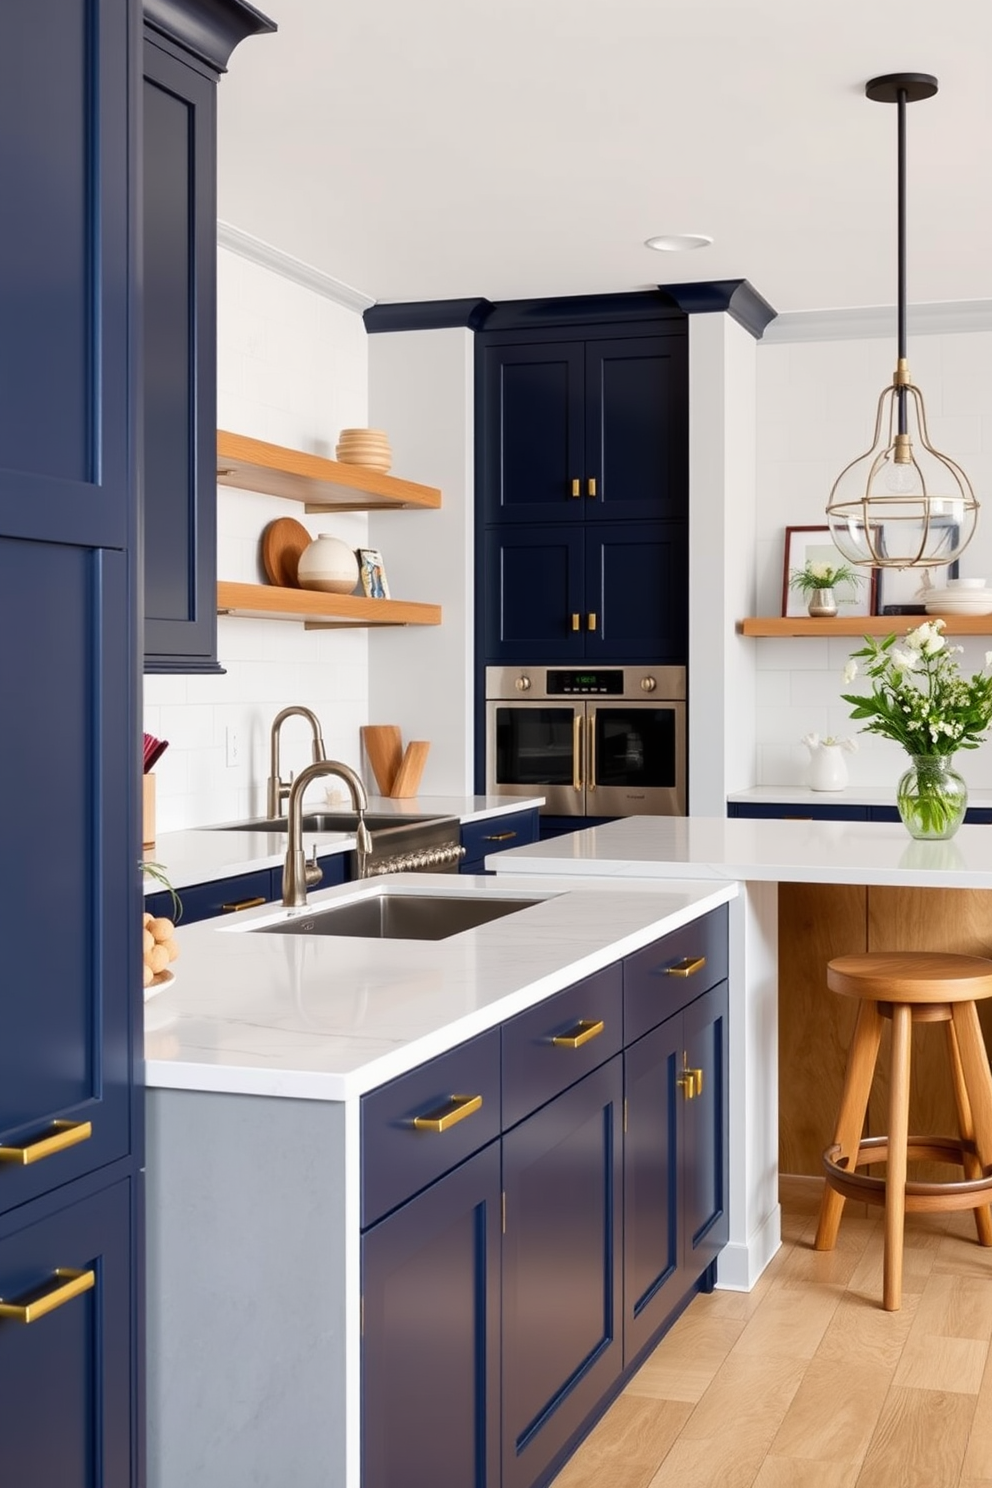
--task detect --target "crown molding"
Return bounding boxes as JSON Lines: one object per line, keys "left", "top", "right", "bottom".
{"left": 216, "top": 222, "right": 374, "bottom": 313}
{"left": 762, "top": 300, "right": 992, "bottom": 344}
{"left": 143, "top": 0, "right": 275, "bottom": 72}
{"left": 364, "top": 299, "right": 495, "bottom": 333}
{"left": 657, "top": 279, "right": 777, "bottom": 340}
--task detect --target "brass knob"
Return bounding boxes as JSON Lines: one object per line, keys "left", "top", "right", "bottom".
{"left": 640, "top": 676, "right": 657, "bottom": 692}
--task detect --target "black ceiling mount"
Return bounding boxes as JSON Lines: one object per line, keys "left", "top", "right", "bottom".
{"left": 865, "top": 72, "right": 938, "bottom": 104}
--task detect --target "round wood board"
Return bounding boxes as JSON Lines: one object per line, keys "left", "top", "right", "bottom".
{"left": 261, "top": 518, "right": 311, "bottom": 587}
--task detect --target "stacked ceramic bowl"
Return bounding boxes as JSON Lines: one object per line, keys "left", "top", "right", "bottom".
{"left": 924, "top": 578, "right": 992, "bottom": 616}
{"left": 335, "top": 428, "right": 392, "bottom": 473}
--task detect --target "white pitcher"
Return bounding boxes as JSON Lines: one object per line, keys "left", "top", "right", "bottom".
{"left": 803, "top": 736, "right": 850, "bottom": 792}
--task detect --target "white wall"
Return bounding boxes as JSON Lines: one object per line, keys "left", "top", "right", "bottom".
{"left": 753, "top": 322, "right": 992, "bottom": 789}
{"left": 367, "top": 329, "right": 476, "bottom": 794}
{"left": 143, "top": 247, "right": 372, "bottom": 831}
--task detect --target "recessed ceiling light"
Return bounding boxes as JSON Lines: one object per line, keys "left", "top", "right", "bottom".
{"left": 644, "top": 233, "right": 713, "bottom": 252}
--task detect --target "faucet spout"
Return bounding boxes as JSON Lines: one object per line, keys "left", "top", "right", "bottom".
{"left": 281, "top": 759, "right": 369, "bottom": 907}
{"left": 267, "top": 706, "right": 327, "bottom": 820}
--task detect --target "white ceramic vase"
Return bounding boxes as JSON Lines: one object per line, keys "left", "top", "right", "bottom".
{"left": 807, "top": 743, "right": 848, "bottom": 792}
{"left": 297, "top": 533, "right": 360, "bottom": 594}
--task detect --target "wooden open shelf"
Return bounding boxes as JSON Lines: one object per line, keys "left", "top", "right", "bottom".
{"left": 217, "top": 582, "right": 441, "bottom": 629}
{"left": 739, "top": 614, "right": 992, "bottom": 637}
{"left": 216, "top": 430, "right": 441, "bottom": 512}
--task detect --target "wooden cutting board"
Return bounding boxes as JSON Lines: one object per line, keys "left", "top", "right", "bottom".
{"left": 361, "top": 725, "right": 403, "bottom": 795}
{"left": 261, "top": 517, "right": 311, "bottom": 587}
{"left": 389, "top": 740, "right": 430, "bottom": 798}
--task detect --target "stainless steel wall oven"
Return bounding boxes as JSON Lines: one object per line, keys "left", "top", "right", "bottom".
{"left": 485, "top": 665, "right": 686, "bottom": 817}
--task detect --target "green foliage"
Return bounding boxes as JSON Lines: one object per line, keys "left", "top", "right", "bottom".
{"left": 789, "top": 559, "right": 863, "bottom": 597}
{"left": 140, "top": 860, "right": 183, "bottom": 922}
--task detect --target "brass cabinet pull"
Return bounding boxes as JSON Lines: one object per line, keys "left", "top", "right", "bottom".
{"left": 663, "top": 955, "right": 706, "bottom": 979}
{"left": 483, "top": 831, "right": 517, "bottom": 842}
{"left": 587, "top": 714, "right": 596, "bottom": 793}
{"left": 571, "top": 478, "right": 581, "bottom": 498}
{"left": 552, "top": 1018, "right": 605, "bottom": 1049}
{"left": 571, "top": 612, "right": 580, "bottom": 632}
{"left": 0, "top": 1268, "right": 95, "bottom": 1324}
{"left": 677, "top": 1067, "right": 704, "bottom": 1101}
{"left": 221, "top": 896, "right": 267, "bottom": 913}
{"left": 412, "top": 1093, "right": 483, "bottom": 1133}
{"left": 572, "top": 712, "right": 583, "bottom": 791}
{"left": 587, "top": 477, "right": 597, "bottom": 498}
{"left": 0, "top": 1120, "right": 92, "bottom": 1166}
{"left": 587, "top": 612, "right": 597, "bottom": 632}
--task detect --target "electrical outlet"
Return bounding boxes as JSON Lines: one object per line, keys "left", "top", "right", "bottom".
{"left": 226, "top": 727, "right": 241, "bottom": 768}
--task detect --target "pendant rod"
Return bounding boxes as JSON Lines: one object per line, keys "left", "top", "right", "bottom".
{"left": 896, "top": 83, "right": 907, "bottom": 434}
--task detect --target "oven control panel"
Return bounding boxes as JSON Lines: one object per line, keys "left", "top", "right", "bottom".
{"left": 547, "top": 669, "right": 624, "bottom": 695}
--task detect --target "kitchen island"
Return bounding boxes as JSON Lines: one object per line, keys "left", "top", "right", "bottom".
{"left": 490, "top": 813, "right": 992, "bottom": 1293}
{"left": 143, "top": 870, "right": 736, "bottom": 1488}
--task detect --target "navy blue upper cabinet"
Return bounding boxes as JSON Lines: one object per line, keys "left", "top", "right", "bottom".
{"left": 480, "top": 331, "right": 687, "bottom": 526}
{"left": 142, "top": 2, "right": 275, "bottom": 673}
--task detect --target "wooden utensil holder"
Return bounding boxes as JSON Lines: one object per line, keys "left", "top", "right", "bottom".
{"left": 142, "top": 774, "right": 156, "bottom": 850}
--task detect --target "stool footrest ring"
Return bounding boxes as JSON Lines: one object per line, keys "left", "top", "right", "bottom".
{"left": 823, "top": 1135, "right": 992, "bottom": 1214}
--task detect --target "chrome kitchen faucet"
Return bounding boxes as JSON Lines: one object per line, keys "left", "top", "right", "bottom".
{"left": 266, "top": 705, "right": 328, "bottom": 819}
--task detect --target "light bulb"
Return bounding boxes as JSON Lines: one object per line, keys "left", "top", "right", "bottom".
{"left": 883, "top": 458, "right": 916, "bottom": 494}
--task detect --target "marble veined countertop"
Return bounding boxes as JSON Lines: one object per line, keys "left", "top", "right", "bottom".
{"left": 489, "top": 813, "right": 992, "bottom": 890}
{"left": 144, "top": 794, "right": 544, "bottom": 894}
{"left": 144, "top": 871, "right": 735, "bottom": 1102}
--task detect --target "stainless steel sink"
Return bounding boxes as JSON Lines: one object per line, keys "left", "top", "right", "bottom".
{"left": 251, "top": 891, "right": 544, "bottom": 941}
{"left": 212, "top": 812, "right": 440, "bottom": 834}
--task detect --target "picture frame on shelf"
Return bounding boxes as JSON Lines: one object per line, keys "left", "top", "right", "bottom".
{"left": 781, "top": 525, "right": 877, "bottom": 618}
{"left": 873, "top": 518, "right": 960, "bottom": 614}
{"left": 358, "top": 548, "right": 390, "bottom": 600}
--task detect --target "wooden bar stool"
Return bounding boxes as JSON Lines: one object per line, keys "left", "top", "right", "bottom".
{"left": 814, "top": 951, "right": 992, "bottom": 1310}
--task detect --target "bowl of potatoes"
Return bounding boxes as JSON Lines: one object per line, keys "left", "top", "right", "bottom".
{"left": 143, "top": 911, "right": 179, "bottom": 997}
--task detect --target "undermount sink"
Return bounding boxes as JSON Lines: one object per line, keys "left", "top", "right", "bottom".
{"left": 250, "top": 890, "right": 545, "bottom": 941}
{"left": 212, "top": 812, "right": 440, "bottom": 834}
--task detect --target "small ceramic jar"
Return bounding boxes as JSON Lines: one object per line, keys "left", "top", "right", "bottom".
{"left": 297, "top": 533, "right": 360, "bottom": 594}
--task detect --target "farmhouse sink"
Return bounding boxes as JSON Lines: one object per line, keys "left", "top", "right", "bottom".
{"left": 250, "top": 890, "right": 545, "bottom": 941}
{"left": 211, "top": 812, "right": 442, "bottom": 834}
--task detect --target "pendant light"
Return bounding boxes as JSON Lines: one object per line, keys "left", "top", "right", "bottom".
{"left": 825, "top": 72, "right": 979, "bottom": 570}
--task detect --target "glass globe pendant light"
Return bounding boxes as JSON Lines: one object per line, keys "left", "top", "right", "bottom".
{"left": 826, "top": 73, "right": 979, "bottom": 570}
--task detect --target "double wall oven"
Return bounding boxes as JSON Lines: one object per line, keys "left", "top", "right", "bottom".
{"left": 485, "top": 665, "right": 686, "bottom": 818}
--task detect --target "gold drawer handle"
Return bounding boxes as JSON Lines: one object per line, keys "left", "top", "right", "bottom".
{"left": 587, "top": 477, "right": 597, "bottom": 498}
{"left": 221, "top": 896, "right": 267, "bottom": 913}
{"left": 677, "top": 1068, "right": 704, "bottom": 1101}
{"left": 571, "top": 478, "right": 581, "bottom": 498}
{"left": 412, "top": 1093, "right": 483, "bottom": 1133}
{"left": 483, "top": 831, "right": 517, "bottom": 842}
{"left": 0, "top": 1268, "right": 95, "bottom": 1324}
{"left": 0, "top": 1120, "right": 93, "bottom": 1166}
{"left": 663, "top": 955, "right": 706, "bottom": 979}
{"left": 552, "top": 1018, "right": 605, "bottom": 1049}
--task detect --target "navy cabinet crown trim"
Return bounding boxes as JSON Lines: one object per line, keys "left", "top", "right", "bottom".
{"left": 657, "top": 279, "right": 777, "bottom": 340}
{"left": 143, "top": 0, "right": 276, "bottom": 72}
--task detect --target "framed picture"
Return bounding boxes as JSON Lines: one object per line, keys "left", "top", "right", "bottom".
{"left": 873, "top": 518, "right": 959, "bottom": 613}
{"left": 358, "top": 548, "right": 390, "bottom": 600}
{"left": 781, "top": 526, "right": 877, "bottom": 618}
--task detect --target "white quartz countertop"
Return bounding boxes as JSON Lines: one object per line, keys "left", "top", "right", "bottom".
{"left": 144, "top": 795, "right": 544, "bottom": 893}
{"left": 143, "top": 872, "right": 735, "bottom": 1102}
{"left": 489, "top": 813, "right": 992, "bottom": 889}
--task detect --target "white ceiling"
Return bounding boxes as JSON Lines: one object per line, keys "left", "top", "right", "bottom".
{"left": 216, "top": 0, "right": 992, "bottom": 316}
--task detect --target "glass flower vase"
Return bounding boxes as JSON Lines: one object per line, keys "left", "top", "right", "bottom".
{"left": 895, "top": 754, "right": 968, "bottom": 840}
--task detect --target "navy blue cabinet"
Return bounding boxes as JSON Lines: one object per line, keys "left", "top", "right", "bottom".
{"left": 461, "top": 807, "right": 541, "bottom": 874}
{"left": 727, "top": 800, "right": 992, "bottom": 825}
{"left": 501, "top": 1058, "right": 623, "bottom": 1488}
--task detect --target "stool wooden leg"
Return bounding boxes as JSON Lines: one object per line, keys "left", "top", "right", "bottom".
{"left": 945, "top": 1018, "right": 992, "bottom": 1247}
{"left": 950, "top": 1001, "right": 992, "bottom": 1248}
{"left": 815, "top": 998, "right": 883, "bottom": 1252}
{"left": 883, "top": 1003, "right": 912, "bottom": 1311}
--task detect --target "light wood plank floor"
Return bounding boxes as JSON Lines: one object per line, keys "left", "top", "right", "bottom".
{"left": 553, "top": 1177, "right": 992, "bottom": 1488}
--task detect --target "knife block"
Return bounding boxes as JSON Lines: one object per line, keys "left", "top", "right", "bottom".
{"left": 142, "top": 774, "right": 156, "bottom": 850}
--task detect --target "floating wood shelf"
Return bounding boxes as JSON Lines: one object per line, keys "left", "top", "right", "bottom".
{"left": 216, "top": 430, "right": 441, "bottom": 512}
{"left": 217, "top": 582, "right": 441, "bottom": 629}
{"left": 739, "top": 615, "right": 992, "bottom": 637}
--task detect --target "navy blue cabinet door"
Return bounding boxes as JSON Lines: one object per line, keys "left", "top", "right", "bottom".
{"left": 585, "top": 336, "right": 688, "bottom": 524}
{"left": 0, "top": 1176, "right": 133, "bottom": 1488}
{"left": 501, "top": 1057, "right": 623, "bottom": 1488}
{"left": 362, "top": 1141, "right": 501, "bottom": 1488}
{"left": 683, "top": 982, "right": 730, "bottom": 1278}
{"left": 480, "top": 342, "right": 585, "bottom": 524}
{"left": 142, "top": 33, "right": 219, "bottom": 672}
{"left": 623, "top": 1014, "right": 683, "bottom": 1364}
{"left": 484, "top": 524, "right": 585, "bottom": 662}
{"left": 0, "top": 0, "right": 137, "bottom": 1221}
{"left": 587, "top": 521, "right": 688, "bottom": 662}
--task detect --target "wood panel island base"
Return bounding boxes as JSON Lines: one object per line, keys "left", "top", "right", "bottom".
{"left": 490, "top": 814, "right": 992, "bottom": 1293}
{"left": 143, "top": 872, "right": 735, "bottom": 1488}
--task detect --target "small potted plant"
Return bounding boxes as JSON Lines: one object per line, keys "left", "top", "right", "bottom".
{"left": 789, "top": 559, "right": 863, "bottom": 617}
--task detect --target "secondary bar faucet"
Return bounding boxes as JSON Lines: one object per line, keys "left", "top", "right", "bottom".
{"left": 282, "top": 759, "right": 372, "bottom": 907}
{"left": 267, "top": 706, "right": 327, "bottom": 819}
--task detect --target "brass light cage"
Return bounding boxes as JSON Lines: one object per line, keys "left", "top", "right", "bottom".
{"left": 825, "top": 72, "right": 979, "bottom": 570}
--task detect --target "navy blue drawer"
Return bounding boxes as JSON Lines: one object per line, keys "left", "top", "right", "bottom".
{"left": 624, "top": 906, "right": 729, "bottom": 1045}
{"left": 361, "top": 1029, "right": 501, "bottom": 1228}
{"left": 728, "top": 802, "right": 869, "bottom": 821}
{"left": 152, "top": 869, "right": 276, "bottom": 926}
{"left": 462, "top": 808, "right": 539, "bottom": 864}
{"left": 502, "top": 963, "right": 623, "bottom": 1129}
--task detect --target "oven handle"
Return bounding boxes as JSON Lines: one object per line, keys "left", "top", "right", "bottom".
{"left": 587, "top": 711, "right": 596, "bottom": 793}
{"left": 573, "top": 712, "right": 583, "bottom": 792}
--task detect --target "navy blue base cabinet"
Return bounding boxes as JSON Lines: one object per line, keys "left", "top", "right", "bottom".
{"left": 727, "top": 800, "right": 992, "bottom": 825}
{"left": 461, "top": 807, "right": 541, "bottom": 874}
